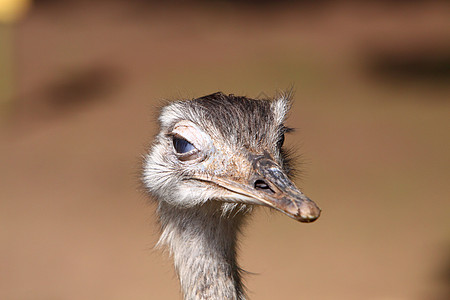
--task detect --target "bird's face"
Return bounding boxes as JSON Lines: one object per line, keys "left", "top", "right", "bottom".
{"left": 143, "top": 93, "right": 321, "bottom": 223}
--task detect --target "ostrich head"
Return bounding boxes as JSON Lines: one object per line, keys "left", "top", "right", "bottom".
{"left": 142, "top": 92, "right": 321, "bottom": 300}
{"left": 143, "top": 92, "right": 320, "bottom": 221}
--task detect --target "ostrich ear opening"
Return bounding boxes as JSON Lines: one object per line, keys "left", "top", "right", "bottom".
{"left": 271, "top": 90, "right": 293, "bottom": 125}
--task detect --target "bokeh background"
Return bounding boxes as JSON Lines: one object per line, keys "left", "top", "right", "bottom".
{"left": 1, "top": 1, "right": 449, "bottom": 299}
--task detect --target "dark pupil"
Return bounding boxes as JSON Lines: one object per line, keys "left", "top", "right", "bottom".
{"left": 173, "top": 137, "right": 195, "bottom": 154}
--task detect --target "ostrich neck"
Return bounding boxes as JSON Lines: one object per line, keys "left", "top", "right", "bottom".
{"left": 157, "top": 201, "right": 248, "bottom": 300}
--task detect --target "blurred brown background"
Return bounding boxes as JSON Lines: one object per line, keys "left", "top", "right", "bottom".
{"left": 1, "top": 1, "right": 449, "bottom": 299}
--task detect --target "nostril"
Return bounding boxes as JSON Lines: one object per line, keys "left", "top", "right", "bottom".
{"left": 254, "top": 180, "right": 269, "bottom": 189}
{"left": 254, "top": 180, "right": 275, "bottom": 194}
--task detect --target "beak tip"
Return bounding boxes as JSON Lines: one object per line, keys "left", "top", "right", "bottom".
{"left": 296, "top": 204, "right": 321, "bottom": 223}
{"left": 298, "top": 214, "right": 320, "bottom": 223}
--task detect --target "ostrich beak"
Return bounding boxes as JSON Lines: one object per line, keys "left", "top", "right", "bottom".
{"left": 247, "top": 155, "right": 321, "bottom": 222}
{"left": 202, "top": 154, "right": 321, "bottom": 223}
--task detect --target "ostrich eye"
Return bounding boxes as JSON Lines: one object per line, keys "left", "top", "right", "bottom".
{"left": 173, "top": 136, "right": 195, "bottom": 154}
{"left": 277, "top": 134, "right": 285, "bottom": 149}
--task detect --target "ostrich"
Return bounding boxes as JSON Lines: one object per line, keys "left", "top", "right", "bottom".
{"left": 142, "top": 92, "right": 321, "bottom": 300}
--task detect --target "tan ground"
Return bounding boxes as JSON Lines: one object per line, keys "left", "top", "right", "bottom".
{"left": 1, "top": 1, "right": 449, "bottom": 299}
